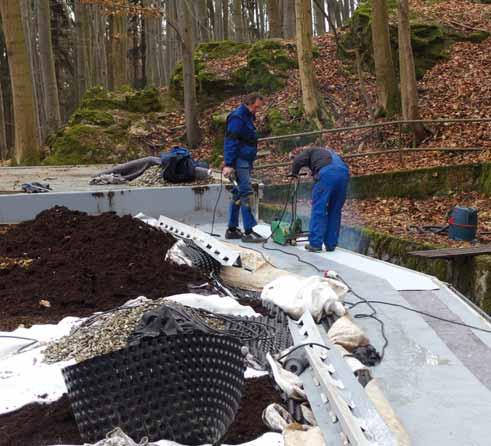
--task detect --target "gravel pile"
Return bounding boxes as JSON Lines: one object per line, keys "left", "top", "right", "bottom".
{"left": 130, "top": 166, "right": 164, "bottom": 186}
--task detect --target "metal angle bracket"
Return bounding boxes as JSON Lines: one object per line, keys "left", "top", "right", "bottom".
{"left": 289, "top": 312, "right": 397, "bottom": 446}
{"left": 155, "top": 215, "right": 240, "bottom": 267}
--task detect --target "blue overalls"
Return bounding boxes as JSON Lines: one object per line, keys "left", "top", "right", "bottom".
{"left": 224, "top": 104, "right": 258, "bottom": 232}
{"left": 309, "top": 151, "right": 350, "bottom": 250}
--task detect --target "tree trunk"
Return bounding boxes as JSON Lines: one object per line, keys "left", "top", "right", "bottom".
{"left": 0, "top": 77, "right": 7, "bottom": 160}
{"left": 266, "top": 0, "right": 282, "bottom": 37}
{"left": 258, "top": 0, "right": 266, "bottom": 38}
{"left": 75, "top": 0, "right": 91, "bottom": 97}
{"left": 313, "top": 0, "right": 326, "bottom": 35}
{"left": 178, "top": 0, "right": 201, "bottom": 148}
{"left": 197, "top": 0, "right": 210, "bottom": 42}
{"left": 208, "top": 0, "right": 216, "bottom": 40}
{"left": 223, "top": 0, "right": 229, "bottom": 39}
{"left": 38, "top": 0, "right": 61, "bottom": 133}
{"left": 92, "top": 5, "right": 108, "bottom": 87}
{"left": 398, "top": 0, "right": 426, "bottom": 142}
{"left": 144, "top": 0, "right": 160, "bottom": 87}
{"left": 109, "top": 10, "right": 129, "bottom": 89}
{"left": 215, "top": 0, "right": 224, "bottom": 39}
{"left": 371, "top": 0, "right": 398, "bottom": 116}
{"left": 295, "top": 0, "right": 322, "bottom": 127}
{"left": 0, "top": 0, "right": 39, "bottom": 164}
{"left": 282, "top": 0, "right": 296, "bottom": 38}
{"left": 233, "top": 0, "right": 245, "bottom": 41}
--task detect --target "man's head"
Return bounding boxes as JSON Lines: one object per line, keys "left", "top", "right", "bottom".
{"left": 243, "top": 93, "right": 264, "bottom": 114}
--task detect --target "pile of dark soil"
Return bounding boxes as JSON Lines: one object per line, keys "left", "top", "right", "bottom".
{"left": 0, "top": 376, "right": 282, "bottom": 446}
{"left": 222, "top": 375, "right": 283, "bottom": 444}
{"left": 0, "top": 207, "right": 205, "bottom": 331}
{"left": 0, "top": 395, "right": 80, "bottom": 446}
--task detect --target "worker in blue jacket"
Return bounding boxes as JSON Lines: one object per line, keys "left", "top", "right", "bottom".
{"left": 222, "top": 93, "right": 266, "bottom": 243}
{"left": 291, "top": 147, "right": 350, "bottom": 252}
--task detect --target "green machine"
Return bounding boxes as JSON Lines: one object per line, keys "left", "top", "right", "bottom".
{"left": 271, "top": 176, "right": 308, "bottom": 245}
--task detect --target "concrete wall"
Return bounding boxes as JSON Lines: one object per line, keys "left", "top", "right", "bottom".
{"left": 0, "top": 184, "right": 256, "bottom": 225}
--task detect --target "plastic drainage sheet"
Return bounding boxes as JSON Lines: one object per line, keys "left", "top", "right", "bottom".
{"left": 225, "top": 302, "right": 293, "bottom": 368}
{"left": 63, "top": 334, "right": 246, "bottom": 445}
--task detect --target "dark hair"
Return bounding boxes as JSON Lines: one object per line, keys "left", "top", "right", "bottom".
{"left": 243, "top": 93, "right": 264, "bottom": 105}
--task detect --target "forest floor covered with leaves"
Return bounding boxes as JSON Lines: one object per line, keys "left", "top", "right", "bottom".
{"left": 342, "top": 191, "right": 491, "bottom": 247}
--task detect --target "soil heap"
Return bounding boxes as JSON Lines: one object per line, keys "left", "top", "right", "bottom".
{"left": 0, "top": 207, "right": 205, "bottom": 331}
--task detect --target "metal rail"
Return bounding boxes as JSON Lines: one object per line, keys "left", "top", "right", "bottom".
{"left": 289, "top": 312, "right": 398, "bottom": 446}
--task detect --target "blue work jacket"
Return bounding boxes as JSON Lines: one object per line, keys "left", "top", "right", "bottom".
{"left": 224, "top": 104, "right": 258, "bottom": 167}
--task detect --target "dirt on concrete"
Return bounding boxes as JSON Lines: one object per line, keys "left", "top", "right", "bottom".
{"left": 0, "top": 376, "right": 282, "bottom": 446}
{"left": 0, "top": 207, "right": 205, "bottom": 331}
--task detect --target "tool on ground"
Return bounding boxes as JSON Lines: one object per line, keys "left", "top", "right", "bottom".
{"left": 21, "top": 182, "right": 51, "bottom": 193}
{"left": 271, "top": 174, "right": 309, "bottom": 246}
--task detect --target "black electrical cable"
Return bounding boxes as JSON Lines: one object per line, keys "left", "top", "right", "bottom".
{"left": 277, "top": 342, "right": 330, "bottom": 362}
{"left": 346, "top": 299, "right": 491, "bottom": 334}
{"left": 209, "top": 170, "right": 224, "bottom": 237}
{"left": 0, "top": 335, "right": 40, "bottom": 354}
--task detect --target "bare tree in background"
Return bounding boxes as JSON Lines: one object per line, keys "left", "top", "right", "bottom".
{"left": 398, "top": 0, "right": 426, "bottom": 142}
{"left": 0, "top": 0, "right": 39, "bottom": 164}
{"left": 295, "top": 0, "right": 326, "bottom": 127}
{"left": 266, "top": 0, "right": 282, "bottom": 37}
{"left": 233, "top": 0, "right": 246, "bottom": 41}
{"left": 282, "top": 0, "right": 296, "bottom": 38}
{"left": 371, "top": 0, "right": 398, "bottom": 116}
{"left": 178, "top": 0, "right": 201, "bottom": 148}
{"left": 313, "top": 0, "right": 326, "bottom": 35}
{"left": 109, "top": 7, "right": 129, "bottom": 89}
{"left": 38, "top": 0, "right": 61, "bottom": 133}
{"left": 0, "top": 74, "right": 7, "bottom": 160}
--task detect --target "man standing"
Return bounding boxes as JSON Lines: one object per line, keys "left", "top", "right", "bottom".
{"left": 223, "top": 93, "right": 266, "bottom": 243}
{"left": 291, "top": 147, "right": 350, "bottom": 252}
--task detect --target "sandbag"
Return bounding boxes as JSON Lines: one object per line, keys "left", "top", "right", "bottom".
{"left": 327, "top": 314, "right": 369, "bottom": 351}
{"left": 283, "top": 425, "right": 325, "bottom": 446}
{"left": 267, "top": 353, "right": 306, "bottom": 401}
{"left": 262, "top": 403, "right": 294, "bottom": 432}
{"left": 261, "top": 275, "right": 348, "bottom": 321}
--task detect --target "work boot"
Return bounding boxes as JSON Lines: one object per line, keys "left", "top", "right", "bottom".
{"left": 305, "top": 244, "right": 322, "bottom": 252}
{"left": 241, "top": 231, "right": 267, "bottom": 243}
{"left": 225, "top": 227, "right": 243, "bottom": 240}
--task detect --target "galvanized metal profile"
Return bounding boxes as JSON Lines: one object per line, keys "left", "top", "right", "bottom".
{"left": 289, "top": 312, "right": 397, "bottom": 446}
{"left": 156, "top": 215, "right": 240, "bottom": 267}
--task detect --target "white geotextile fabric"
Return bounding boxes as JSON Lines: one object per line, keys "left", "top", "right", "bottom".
{"left": 261, "top": 275, "right": 348, "bottom": 321}
{"left": 0, "top": 317, "right": 82, "bottom": 415}
{"left": 166, "top": 293, "right": 258, "bottom": 317}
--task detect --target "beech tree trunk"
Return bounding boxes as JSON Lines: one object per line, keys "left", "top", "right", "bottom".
{"left": 371, "top": 0, "right": 398, "bottom": 116}
{"left": 38, "top": 0, "right": 61, "bottom": 133}
{"left": 144, "top": 0, "right": 160, "bottom": 87}
{"left": 75, "top": 0, "right": 91, "bottom": 98}
{"left": 282, "top": 0, "right": 296, "bottom": 38}
{"left": 223, "top": 0, "right": 229, "bottom": 39}
{"left": 398, "top": 0, "right": 426, "bottom": 141}
{"left": 178, "top": 0, "right": 201, "bottom": 148}
{"left": 0, "top": 77, "right": 7, "bottom": 160}
{"left": 295, "top": 0, "right": 322, "bottom": 126}
{"left": 313, "top": 0, "right": 326, "bottom": 35}
{"left": 267, "top": 0, "right": 282, "bottom": 37}
{"left": 109, "top": 11, "right": 129, "bottom": 89}
{"left": 0, "top": 0, "right": 39, "bottom": 164}
{"left": 233, "top": 0, "right": 246, "bottom": 41}
{"left": 215, "top": 0, "right": 224, "bottom": 39}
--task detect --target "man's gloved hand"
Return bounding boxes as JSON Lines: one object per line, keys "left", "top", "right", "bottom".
{"left": 222, "top": 166, "right": 235, "bottom": 179}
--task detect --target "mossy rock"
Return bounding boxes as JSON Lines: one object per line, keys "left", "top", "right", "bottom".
{"left": 265, "top": 104, "right": 322, "bottom": 151}
{"left": 342, "top": 1, "right": 483, "bottom": 79}
{"left": 81, "top": 86, "right": 126, "bottom": 110}
{"left": 43, "top": 125, "right": 122, "bottom": 165}
{"left": 125, "top": 87, "right": 162, "bottom": 113}
{"left": 170, "top": 39, "right": 298, "bottom": 103}
{"left": 69, "top": 109, "right": 116, "bottom": 127}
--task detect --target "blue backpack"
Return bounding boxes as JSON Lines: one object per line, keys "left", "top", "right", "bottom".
{"left": 160, "top": 147, "right": 197, "bottom": 183}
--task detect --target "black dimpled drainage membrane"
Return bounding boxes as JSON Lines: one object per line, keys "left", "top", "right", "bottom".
{"left": 63, "top": 334, "right": 245, "bottom": 445}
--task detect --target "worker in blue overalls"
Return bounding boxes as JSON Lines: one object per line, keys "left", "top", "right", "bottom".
{"left": 222, "top": 93, "right": 266, "bottom": 243}
{"left": 291, "top": 147, "right": 350, "bottom": 252}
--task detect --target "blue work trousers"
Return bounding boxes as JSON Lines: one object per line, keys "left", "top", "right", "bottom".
{"left": 228, "top": 159, "right": 257, "bottom": 232}
{"left": 309, "top": 163, "right": 350, "bottom": 250}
